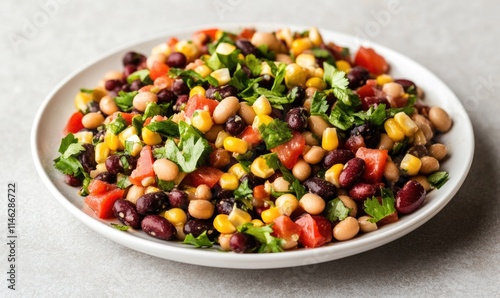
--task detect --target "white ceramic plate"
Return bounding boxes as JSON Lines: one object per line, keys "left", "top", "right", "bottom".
{"left": 31, "top": 24, "right": 474, "bottom": 269}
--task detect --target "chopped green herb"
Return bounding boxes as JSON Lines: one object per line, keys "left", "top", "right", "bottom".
{"left": 258, "top": 119, "right": 293, "bottom": 150}
{"left": 183, "top": 231, "right": 214, "bottom": 248}
{"left": 325, "top": 197, "right": 351, "bottom": 222}
{"left": 157, "top": 179, "right": 175, "bottom": 192}
{"left": 107, "top": 113, "right": 127, "bottom": 135}
{"left": 145, "top": 120, "right": 179, "bottom": 137}
{"left": 111, "top": 223, "right": 130, "bottom": 231}
{"left": 127, "top": 69, "right": 153, "bottom": 85}
{"left": 114, "top": 91, "right": 138, "bottom": 112}
{"left": 238, "top": 223, "right": 283, "bottom": 253}
{"left": 363, "top": 188, "right": 397, "bottom": 223}
{"left": 116, "top": 173, "right": 132, "bottom": 189}
{"left": 427, "top": 171, "right": 449, "bottom": 189}
{"left": 80, "top": 88, "right": 94, "bottom": 94}
{"left": 234, "top": 179, "right": 254, "bottom": 210}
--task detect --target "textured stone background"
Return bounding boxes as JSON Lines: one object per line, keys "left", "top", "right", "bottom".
{"left": 1, "top": 0, "right": 499, "bottom": 296}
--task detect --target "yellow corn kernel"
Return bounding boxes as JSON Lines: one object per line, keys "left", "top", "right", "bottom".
{"left": 214, "top": 214, "right": 237, "bottom": 234}
{"left": 94, "top": 142, "right": 110, "bottom": 164}
{"left": 74, "top": 131, "right": 93, "bottom": 144}
{"left": 215, "top": 42, "right": 236, "bottom": 55}
{"left": 336, "top": 60, "right": 351, "bottom": 73}
{"left": 308, "top": 27, "right": 323, "bottom": 46}
{"left": 74, "top": 92, "right": 94, "bottom": 111}
{"left": 295, "top": 53, "right": 317, "bottom": 69}
{"left": 312, "top": 67, "right": 324, "bottom": 79}
{"left": 291, "top": 37, "right": 313, "bottom": 56}
{"left": 252, "top": 114, "right": 274, "bottom": 129}
{"left": 164, "top": 208, "right": 188, "bottom": 227}
{"left": 219, "top": 173, "right": 239, "bottom": 190}
{"left": 250, "top": 157, "right": 275, "bottom": 179}
{"left": 191, "top": 109, "right": 213, "bottom": 133}
{"left": 228, "top": 207, "right": 252, "bottom": 227}
{"left": 210, "top": 68, "right": 231, "bottom": 85}
{"left": 145, "top": 186, "right": 161, "bottom": 194}
{"left": 194, "top": 64, "right": 212, "bottom": 78}
{"left": 250, "top": 219, "right": 265, "bottom": 227}
{"left": 325, "top": 163, "right": 344, "bottom": 188}
{"left": 252, "top": 95, "right": 272, "bottom": 115}
{"left": 174, "top": 40, "right": 200, "bottom": 62}
{"left": 228, "top": 163, "right": 248, "bottom": 179}
{"left": 118, "top": 126, "right": 138, "bottom": 147}
{"left": 376, "top": 74, "right": 393, "bottom": 86}
{"left": 400, "top": 153, "right": 422, "bottom": 176}
{"left": 141, "top": 127, "right": 162, "bottom": 145}
{"left": 285, "top": 63, "right": 307, "bottom": 89}
{"left": 306, "top": 77, "right": 327, "bottom": 91}
{"left": 215, "top": 130, "right": 231, "bottom": 148}
{"left": 261, "top": 207, "right": 282, "bottom": 224}
{"left": 322, "top": 127, "right": 339, "bottom": 151}
{"left": 189, "top": 86, "right": 206, "bottom": 98}
{"left": 105, "top": 130, "right": 120, "bottom": 151}
{"left": 384, "top": 118, "right": 405, "bottom": 142}
{"left": 223, "top": 137, "right": 248, "bottom": 154}
{"left": 394, "top": 112, "right": 419, "bottom": 137}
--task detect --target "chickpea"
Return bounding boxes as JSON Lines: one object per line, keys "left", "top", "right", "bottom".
{"left": 104, "top": 70, "right": 124, "bottom": 81}
{"left": 382, "top": 82, "right": 404, "bottom": 99}
{"left": 412, "top": 114, "right": 434, "bottom": 141}
{"left": 126, "top": 185, "right": 145, "bottom": 204}
{"left": 218, "top": 234, "right": 232, "bottom": 251}
{"left": 99, "top": 95, "right": 119, "bottom": 116}
{"left": 250, "top": 32, "right": 285, "bottom": 53}
{"left": 299, "top": 193, "right": 325, "bottom": 215}
{"left": 204, "top": 124, "right": 224, "bottom": 143}
{"left": 292, "top": 158, "right": 311, "bottom": 182}
{"left": 175, "top": 226, "right": 186, "bottom": 241}
{"left": 429, "top": 106, "right": 452, "bottom": 133}
{"left": 213, "top": 96, "right": 240, "bottom": 124}
{"left": 429, "top": 143, "right": 448, "bottom": 161}
{"left": 419, "top": 156, "right": 440, "bottom": 175}
{"left": 188, "top": 200, "right": 214, "bottom": 219}
{"left": 302, "top": 131, "right": 319, "bottom": 146}
{"left": 338, "top": 195, "right": 357, "bottom": 217}
{"left": 146, "top": 53, "right": 167, "bottom": 69}
{"left": 276, "top": 54, "right": 293, "bottom": 64}
{"left": 308, "top": 115, "right": 331, "bottom": 138}
{"left": 411, "top": 175, "right": 432, "bottom": 192}
{"left": 133, "top": 92, "right": 157, "bottom": 112}
{"left": 303, "top": 146, "right": 325, "bottom": 164}
{"left": 384, "top": 158, "right": 400, "bottom": 183}
{"left": 238, "top": 102, "right": 257, "bottom": 125}
{"left": 194, "top": 184, "right": 212, "bottom": 200}
{"left": 378, "top": 133, "right": 394, "bottom": 151}
{"left": 153, "top": 158, "right": 179, "bottom": 182}
{"left": 358, "top": 216, "right": 378, "bottom": 233}
{"left": 333, "top": 217, "right": 360, "bottom": 241}
{"left": 275, "top": 194, "right": 299, "bottom": 216}
{"left": 81, "top": 112, "right": 104, "bottom": 129}
{"left": 272, "top": 177, "right": 290, "bottom": 193}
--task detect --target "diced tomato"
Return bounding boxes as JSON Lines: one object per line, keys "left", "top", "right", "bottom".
{"left": 84, "top": 188, "right": 125, "bottom": 219}
{"left": 129, "top": 146, "right": 155, "bottom": 186}
{"left": 87, "top": 179, "right": 116, "bottom": 195}
{"left": 194, "top": 28, "right": 219, "bottom": 40}
{"left": 239, "top": 126, "right": 262, "bottom": 145}
{"left": 356, "top": 147, "right": 388, "bottom": 183}
{"left": 238, "top": 28, "right": 256, "bottom": 39}
{"left": 109, "top": 112, "right": 136, "bottom": 125}
{"left": 272, "top": 215, "right": 302, "bottom": 247}
{"left": 253, "top": 185, "right": 269, "bottom": 200}
{"left": 295, "top": 214, "right": 332, "bottom": 248}
{"left": 356, "top": 84, "right": 376, "bottom": 99}
{"left": 354, "top": 47, "right": 389, "bottom": 75}
{"left": 167, "top": 37, "right": 178, "bottom": 47}
{"left": 149, "top": 61, "right": 170, "bottom": 80}
{"left": 270, "top": 132, "right": 306, "bottom": 169}
{"left": 183, "top": 166, "right": 223, "bottom": 188}
{"left": 64, "top": 111, "right": 84, "bottom": 134}
{"left": 183, "top": 94, "right": 219, "bottom": 117}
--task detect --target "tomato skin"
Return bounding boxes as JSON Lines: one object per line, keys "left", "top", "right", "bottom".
{"left": 64, "top": 111, "right": 84, "bottom": 134}
{"left": 295, "top": 214, "right": 332, "bottom": 248}
{"left": 355, "top": 147, "right": 388, "bottom": 183}
{"left": 84, "top": 188, "right": 125, "bottom": 219}
{"left": 253, "top": 185, "right": 269, "bottom": 200}
{"left": 356, "top": 84, "right": 376, "bottom": 99}
{"left": 239, "top": 126, "right": 262, "bottom": 145}
{"left": 129, "top": 146, "right": 155, "bottom": 187}
{"left": 183, "top": 94, "right": 219, "bottom": 117}
{"left": 183, "top": 166, "right": 223, "bottom": 188}
{"left": 238, "top": 28, "right": 256, "bottom": 39}
{"left": 272, "top": 215, "right": 302, "bottom": 244}
{"left": 87, "top": 179, "right": 115, "bottom": 195}
{"left": 149, "top": 61, "right": 169, "bottom": 80}
{"left": 354, "top": 47, "right": 389, "bottom": 75}
{"left": 270, "top": 132, "right": 306, "bottom": 169}
{"left": 194, "top": 28, "right": 219, "bottom": 40}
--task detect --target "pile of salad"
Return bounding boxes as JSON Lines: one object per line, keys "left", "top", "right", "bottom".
{"left": 54, "top": 27, "right": 452, "bottom": 253}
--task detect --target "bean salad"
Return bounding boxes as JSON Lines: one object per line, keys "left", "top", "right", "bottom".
{"left": 54, "top": 27, "right": 452, "bottom": 253}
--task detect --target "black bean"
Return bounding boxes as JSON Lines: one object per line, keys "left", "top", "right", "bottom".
{"left": 167, "top": 189, "right": 189, "bottom": 211}
{"left": 78, "top": 143, "right": 96, "bottom": 173}
{"left": 123, "top": 51, "right": 146, "bottom": 66}
{"left": 287, "top": 86, "right": 306, "bottom": 106}
{"left": 351, "top": 123, "right": 380, "bottom": 149}
{"left": 347, "top": 66, "right": 370, "bottom": 89}
{"left": 225, "top": 115, "right": 246, "bottom": 136}
{"left": 141, "top": 215, "right": 176, "bottom": 240}
{"left": 240, "top": 173, "right": 265, "bottom": 189}
{"left": 216, "top": 197, "right": 235, "bottom": 215}
{"left": 229, "top": 232, "right": 259, "bottom": 253}
{"left": 173, "top": 94, "right": 189, "bottom": 112}
{"left": 129, "top": 79, "right": 143, "bottom": 91}
{"left": 212, "top": 184, "right": 234, "bottom": 201}
{"left": 304, "top": 177, "right": 337, "bottom": 200}
{"left": 94, "top": 172, "right": 117, "bottom": 184}
{"left": 104, "top": 79, "right": 120, "bottom": 91}
{"left": 157, "top": 89, "right": 177, "bottom": 103}
{"left": 113, "top": 199, "right": 143, "bottom": 229}
{"left": 206, "top": 85, "right": 238, "bottom": 99}
{"left": 87, "top": 101, "right": 100, "bottom": 113}
{"left": 285, "top": 107, "right": 308, "bottom": 131}
{"left": 93, "top": 129, "right": 105, "bottom": 142}
{"left": 183, "top": 219, "right": 217, "bottom": 240}
{"left": 236, "top": 39, "right": 257, "bottom": 56}
{"left": 259, "top": 75, "right": 274, "bottom": 89}
{"left": 136, "top": 192, "right": 169, "bottom": 215}
{"left": 172, "top": 79, "right": 189, "bottom": 95}
{"left": 64, "top": 175, "right": 82, "bottom": 187}
{"left": 323, "top": 149, "right": 355, "bottom": 169}
{"left": 166, "top": 52, "right": 187, "bottom": 68}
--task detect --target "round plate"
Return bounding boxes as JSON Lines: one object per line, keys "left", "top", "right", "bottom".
{"left": 31, "top": 24, "right": 474, "bottom": 269}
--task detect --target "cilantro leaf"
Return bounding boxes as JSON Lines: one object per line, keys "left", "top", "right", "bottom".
{"left": 325, "top": 197, "right": 351, "bottom": 222}
{"left": 245, "top": 54, "right": 262, "bottom": 77}
{"left": 183, "top": 231, "right": 214, "bottom": 248}
{"left": 323, "top": 62, "right": 348, "bottom": 90}
{"left": 63, "top": 143, "right": 85, "bottom": 159}
{"left": 80, "top": 88, "right": 94, "bottom": 94}
{"left": 58, "top": 133, "right": 78, "bottom": 154}
{"left": 54, "top": 135, "right": 86, "bottom": 177}
{"left": 238, "top": 223, "right": 283, "bottom": 253}
{"left": 107, "top": 113, "right": 127, "bottom": 135}
{"left": 258, "top": 119, "right": 293, "bottom": 150}
{"left": 114, "top": 91, "right": 138, "bottom": 112}
{"left": 169, "top": 68, "right": 219, "bottom": 88}
{"left": 427, "top": 171, "right": 449, "bottom": 189}
{"left": 127, "top": 69, "right": 152, "bottom": 85}
{"left": 310, "top": 47, "right": 335, "bottom": 65}
{"left": 310, "top": 91, "right": 329, "bottom": 117}
{"left": 234, "top": 179, "right": 254, "bottom": 210}
{"left": 116, "top": 173, "right": 132, "bottom": 189}
{"left": 110, "top": 223, "right": 130, "bottom": 231}
{"left": 262, "top": 153, "right": 306, "bottom": 199}
{"left": 270, "top": 63, "right": 286, "bottom": 94}
{"left": 145, "top": 120, "right": 179, "bottom": 137}
{"left": 157, "top": 179, "right": 175, "bottom": 191}
{"left": 53, "top": 156, "right": 83, "bottom": 176}
{"left": 291, "top": 180, "right": 306, "bottom": 200}
{"left": 132, "top": 115, "right": 144, "bottom": 135}
{"left": 142, "top": 102, "right": 162, "bottom": 120}
{"left": 229, "top": 63, "right": 249, "bottom": 91}
{"left": 363, "top": 188, "right": 397, "bottom": 223}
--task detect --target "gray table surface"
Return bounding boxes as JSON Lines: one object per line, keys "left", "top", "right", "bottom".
{"left": 1, "top": 0, "right": 499, "bottom": 296}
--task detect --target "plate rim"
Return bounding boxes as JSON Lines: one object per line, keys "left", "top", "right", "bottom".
{"left": 31, "top": 22, "right": 475, "bottom": 269}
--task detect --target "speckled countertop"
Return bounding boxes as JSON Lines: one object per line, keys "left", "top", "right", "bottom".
{"left": 1, "top": 0, "right": 499, "bottom": 296}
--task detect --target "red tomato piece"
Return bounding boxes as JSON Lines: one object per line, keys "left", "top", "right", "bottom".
{"left": 238, "top": 28, "right": 256, "bottom": 39}
{"left": 239, "top": 126, "right": 262, "bottom": 145}
{"left": 109, "top": 112, "right": 136, "bottom": 125}
{"left": 354, "top": 47, "right": 389, "bottom": 75}
{"left": 295, "top": 214, "right": 332, "bottom": 248}
{"left": 64, "top": 111, "right": 84, "bottom": 134}
{"left": 183, "top": 94, "right": 219, "bottom": 117}
{"left": 87, "top": 179, "right": 116, "bottom": 195}
{"left": 253, "top": 185, "right": 269, "bottom": 200}
{"left": 356, "top": 84, "right": 376, "bottom": 99}
{"left": 183, "top": 166, "right": 223, "bottom": 188}
{"left": 270, "top": 132, "right": 306, "bottom": 169}
{"left": 129, "top": 146, "right": 155, "bottom": 187}
{"left": 150, "top": 61, "right": 170, "bottom": 80}
{"left": 84, "top": 188, "right": 125, "bottom": 219}
{"left": 272, "top": 215, "right": 302, "bottom": 246}
{"left": 355, "top": 147, "right": 388, "bottom": 183}
{"left": 194, "top": 28, "right": 219, "bottom": 40}
{"left": 167, "top": 37, "right": 178, "bottom": 47}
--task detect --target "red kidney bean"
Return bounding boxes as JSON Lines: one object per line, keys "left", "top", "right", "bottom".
{"left": 229, "top": 232, "right": 259, "bottom": 253}
{"left": 122, "top": 51, "right": 146, "bottom": 66}
{"left": 339, "top": 158, "right": 366, "bottom": 188}
{"left": 166, "top": 52, "right": 187, "bottom": 68}
{"left": 344, "top": 134, "right": 366, "bottom": 154}
{"left": 304, "top": 177, "right": 337, "bottom": 200}
{"left": 323, "top": 149, "right": 355, "bottom": 168}
{"left": 396, "top": 180, "right": 426, "bottom": 214}
{"left": 183, "top": 219, "right": 217, "bottom": 240}
{"left": 349, "top": 183, "right": 377, "bottom": 200}
{"left": 141, "top": 215, "right": 176, "bottom": 240}
{"left": 157, "top": 89, "right": 177, "bottom": 103}
{"left": 167, "top": 189, "right": 188, "bottom": 211}
{"left": 136, "top": 192, "right": 169, "bottom": 215}
{"left": 64, "top": 175, "right": 82, "bottom": 187}
{"left": 206, "top": 85, "right": 238, "bottom": 99}
{"left": 112, "top": 199, "right": 143, "bottom": 229}
{"left": 173, "top": 94, "right": 189, "bottom": 112}
{"left": 172, "top": 79, "right": 189, "bottom": 95}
